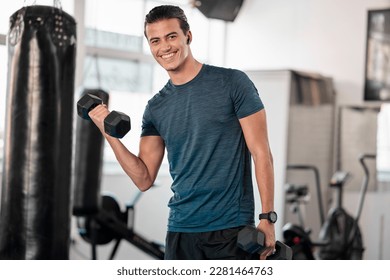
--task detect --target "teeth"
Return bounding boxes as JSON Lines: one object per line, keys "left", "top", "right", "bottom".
{"left": 162, "top": 53, "right": 174, "bottom": 59}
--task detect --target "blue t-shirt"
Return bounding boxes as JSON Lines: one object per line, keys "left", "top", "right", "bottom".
{"left": 141, "top": 64, "right": 264, "bottom": 232}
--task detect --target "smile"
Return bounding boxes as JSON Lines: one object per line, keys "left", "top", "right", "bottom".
{"left": 161, "top": 52, "right": 175, "bottom": 59}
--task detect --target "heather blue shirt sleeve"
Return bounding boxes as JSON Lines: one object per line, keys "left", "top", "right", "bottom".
{"left": 141, "top": 103, "right": 160, "bottom": 137}
{"left": 230, "top": 70, "right": 264, "bottom": 119}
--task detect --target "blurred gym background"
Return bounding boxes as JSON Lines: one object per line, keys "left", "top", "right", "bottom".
{"left": 0, "top": 0, "right": 389, "bottom": 260}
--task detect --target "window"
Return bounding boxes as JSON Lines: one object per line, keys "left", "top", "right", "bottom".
{"left": 85, "top": 0, "right": 144, "bottom": 37}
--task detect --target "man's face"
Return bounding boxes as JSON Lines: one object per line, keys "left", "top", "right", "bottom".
{"left": 145, "top": 18, "right": 190, "bottom": 72}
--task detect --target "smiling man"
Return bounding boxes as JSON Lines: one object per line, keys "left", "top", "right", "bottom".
{"left": 88, "top": 5, "right": 276, "bottom": 260}
{"left": 145, "top": 13, "right": 200, "bottom": 84}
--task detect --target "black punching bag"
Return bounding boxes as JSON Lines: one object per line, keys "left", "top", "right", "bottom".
{"left": 73, "top": 89, "right": 109, "bottom": 216}
{"left": 0, "top": 6, "right": 77, "bottom": 259}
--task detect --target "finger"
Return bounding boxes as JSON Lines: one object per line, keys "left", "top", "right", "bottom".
{"left": 89, "top": 104, "right": 108, "bottom": 117}
{"left": 93, "top": 104, "right": 107, "bottom": 112}
{"left": 260, "top": 248, "right": 273, "bottom": 260}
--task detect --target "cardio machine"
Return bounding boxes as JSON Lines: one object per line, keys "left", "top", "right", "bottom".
{"left": 282, "top": 154, "right": 376, "bottom": 260}
{"left": 282, "top": 165, "right": 325, "bottom": 259}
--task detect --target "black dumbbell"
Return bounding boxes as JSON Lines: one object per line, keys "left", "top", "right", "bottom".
{"left": 77, "top": 93, "right": 131, "bottom": 139}
{"left": 104, "top": 111, "right": 131, "bottom": 139}
{"left": 237, "top": 225, "right": 292, "bottom": 260}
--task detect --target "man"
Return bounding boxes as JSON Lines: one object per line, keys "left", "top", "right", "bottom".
{"left": 88, "top": 5, "right": 276, "bottom": 260}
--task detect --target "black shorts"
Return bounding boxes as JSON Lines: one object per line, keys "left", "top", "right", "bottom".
{"left": 164, "top": 226, "right": 258, "bottom": 260}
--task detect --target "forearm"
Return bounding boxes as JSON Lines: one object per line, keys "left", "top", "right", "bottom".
{"left": 253, "top": 149, "right": 276, "bottom": 259}
{"left": 253, "top": 150, "right": 275, "bottom": 213}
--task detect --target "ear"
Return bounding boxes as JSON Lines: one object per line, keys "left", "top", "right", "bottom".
{"left": 186, "top": 31, "right": 192, "bottom": 45}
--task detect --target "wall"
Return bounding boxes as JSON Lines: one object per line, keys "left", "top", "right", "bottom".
{"left": 226, "top": 0, "right": 390, "bottom": 105}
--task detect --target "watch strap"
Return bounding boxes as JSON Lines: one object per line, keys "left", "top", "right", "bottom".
{"left": 259, "top": 211, "right": 277, "bottom": 223}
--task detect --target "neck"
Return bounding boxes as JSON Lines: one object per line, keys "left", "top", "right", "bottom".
{"left": 168, "top": 56, "right": 203, "bottom": 85}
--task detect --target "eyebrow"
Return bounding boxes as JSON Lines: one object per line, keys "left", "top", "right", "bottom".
{"left": 149, "top": 32, "right": 178, "bottom": 42}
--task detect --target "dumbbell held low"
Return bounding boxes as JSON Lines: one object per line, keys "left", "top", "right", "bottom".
{"left": 237, "top": 225, "right": 293, "bottom": 260}
{"left": 77, "top": 93, "right": 131, "bottom": 139}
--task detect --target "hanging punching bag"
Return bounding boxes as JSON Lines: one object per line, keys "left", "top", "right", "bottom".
{"left": 73, "top": 89, "right": 109, "bottom": 216}
{"left": 0, "top": 5, "right": 77, "bottom": 259}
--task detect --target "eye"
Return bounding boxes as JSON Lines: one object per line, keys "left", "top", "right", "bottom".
{"left": 150, "top": 39, "right": 159, "bottom": 45}
{"left": 168, "top": 34, "right": 177, "bottom": 40}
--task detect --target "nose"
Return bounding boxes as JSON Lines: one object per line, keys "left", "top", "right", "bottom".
{"left": 161, "top": 40, "right": 171, "bottom": 52}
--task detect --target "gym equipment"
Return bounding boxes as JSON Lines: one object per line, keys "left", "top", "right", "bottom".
{"left": 285, "top": 184, "right": 309, "bottom": 229}
{"left": 77, "top": 93, "right": 131, "bottom": 138}
{"left": 282, "top": 165, "right": 326, "bottom": 259}
{"left": 76, "top": 191, "right": 165, "bottom": 260}
{"left": 283, "top": 154, "right": 376, "bottom": 260}
{"left": 0, "top": 5, "right": 76, "bottom": 259}
{"left": 283, "top": 184, "right": 316, "bottom": 259}
{"left": 77, "top": 93, "right": 103, "bottom": 120}
{"left": 73, "top": 89, "right": 109, "bottom": 216}
{"left": 104, "top": 111, "right": 131, "bottom": 139}
{"left": 317, "top": 154, "right": 376, "bottom": 259}
{"left": 237, "top": 225, "right": 293, "bottom": 260}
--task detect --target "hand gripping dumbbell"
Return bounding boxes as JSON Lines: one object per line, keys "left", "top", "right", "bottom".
{"left": 77, "top": 93, "right": 131, "bottom": 139}
{"left": 237, "top": 225, "right": 293, "bottom": 260}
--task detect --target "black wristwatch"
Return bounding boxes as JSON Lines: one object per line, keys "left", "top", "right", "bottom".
{"left": 259, "top": 211, "right": 278, "bottom": 223}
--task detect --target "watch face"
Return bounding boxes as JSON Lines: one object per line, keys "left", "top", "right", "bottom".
{"left": 269, "top": 212, "right": 277, "bottom": 223}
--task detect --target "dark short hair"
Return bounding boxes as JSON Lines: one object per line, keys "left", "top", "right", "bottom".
{"left": 144, "top": 5, "right": 190, "bottom": 38}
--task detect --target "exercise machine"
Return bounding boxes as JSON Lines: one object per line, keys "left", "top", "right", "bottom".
{"left": 317, "top": 154, "right": 376, "bottom": 259}
{"left": 76, "top": 190, "right": 165, "bottom": 260}
{"left": 283, "top": 154, "right": 376, "bottom": 259}
{"left": 282, "top": 165, "right": 326, "bottom": 259}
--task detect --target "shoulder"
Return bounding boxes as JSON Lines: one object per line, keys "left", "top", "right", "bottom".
{"left": 204, "top": 64, "right": 239, "bottom": 75}
{"left": 146, "top": 82, "right": 172, "bottom": 107}
{"left": 204, "top": 64, "right": 250, "bottom": 83}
